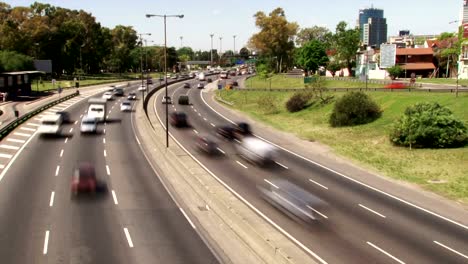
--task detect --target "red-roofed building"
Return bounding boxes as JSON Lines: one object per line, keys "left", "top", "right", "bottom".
{"left": 395, "top": 48, "right": 436, "bottom": 77}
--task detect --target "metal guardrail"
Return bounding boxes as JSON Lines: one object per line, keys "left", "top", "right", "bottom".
{"left": 0, "top": 91, "right": 79, "bottom": 141}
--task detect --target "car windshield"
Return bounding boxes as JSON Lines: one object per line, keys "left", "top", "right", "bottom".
{"left": 122, "top": 102, "right": 131, "bottom": 106}
{"left": 82, "top": 119, "right": 95, "bottom": 125}
{"left": 90, "top": 108, "right": 103, "bottom": 112}
{"left": 42, "top": 121, "right": 58, "bottom": 125}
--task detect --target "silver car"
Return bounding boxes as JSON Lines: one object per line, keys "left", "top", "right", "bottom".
{"left": 80, "top": 116, "right": 98, "bottom": 134}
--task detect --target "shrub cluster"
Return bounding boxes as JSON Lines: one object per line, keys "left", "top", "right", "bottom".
{"left": 257, "top": 94, "right": 279, "bottom": 114}
{"left": 390, "top": 102, "right": 468, "bottom": 148}
{"left": 286, "top": 92, "right": 312, "bottom": 113}
{"left": 329, "top": 91, "right": 382, "bottom": 127}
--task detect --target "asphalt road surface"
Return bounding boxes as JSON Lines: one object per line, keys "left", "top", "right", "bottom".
{"left": 152, "top": 75, "right": 468, "bottom": 264}
{"left": 0, "top": 85, "right": 218, "bottom": 264}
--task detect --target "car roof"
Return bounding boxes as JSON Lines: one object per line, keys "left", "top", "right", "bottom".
{"left": 42, "top": 114, "right": 62, "bottom": 122}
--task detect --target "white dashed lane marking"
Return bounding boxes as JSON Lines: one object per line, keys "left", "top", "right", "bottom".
{"left": 0, "top": 145, "right": 20, "bottom": 150}
{"left": 27, "top": 123, "right": 40, "bottom": 127}
{"left": 7, "top": 138, "right": 25, "bottom": 143}
{"left": 14, "top": 132, "right": 31, "bottom": 137}
{"left": 0, "top": 153, "right": 13, "bottom": 159}
{"left": 20, "top": 127, "right": 36, "bottom": 132}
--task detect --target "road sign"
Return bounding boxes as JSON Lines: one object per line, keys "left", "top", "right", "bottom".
{"left": 380, "top": 44, "right": 396, "bottom": 69}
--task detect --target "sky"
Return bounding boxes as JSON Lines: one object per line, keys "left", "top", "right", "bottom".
{"left": 4, "top": 0, "right": 464, "bottom": 51}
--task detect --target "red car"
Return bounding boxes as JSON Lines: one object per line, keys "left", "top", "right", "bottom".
{"left": 71, "top": 162, "right": 97, "bottom": 195}
{"left": 385, "top": 82, "right": 406, "bottom": 89}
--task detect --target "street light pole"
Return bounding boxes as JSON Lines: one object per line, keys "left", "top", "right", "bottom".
{"left": 180, "top": 36, "right": 183, "bottom": 48}
{"left": 233, "top": 35, "right": 236, "bottom": 55}
{"left": 210, "top": 34, "right": 214, "bottom": 67}
{"left": 139, "top": 33, "right": 151, "bottom": 88}
{"left": 219, "top": 36, "right": 223, "bottom": 66}
{"left": 146, "top": 13, "right": 184, "bottom": 148}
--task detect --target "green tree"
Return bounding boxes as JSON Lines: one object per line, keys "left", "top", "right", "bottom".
{"left": 177, "top": 47, "right": 194, "bottom": 60}
{"left": 331, "top": 21, "right": 360, "bottom": 77}
{"left": 386, "top": 65, "right": 403, "bottom": 79}
{"left": 0, "top": 50, "right": 34, "bottom": 71}
{"left": 327, "top": 61, "right": 343, "bottom": 77}
{"left": 295, "top": 40, "right": 329, "bottom": 75}
{"left": 239, "top": 47, "right": 250, "bottom": 59}
{"left": 296, "top": 26, "right": 332, "bottom": 47}
{"left": 248, "top": 7, "right": 298, "bottom": 72}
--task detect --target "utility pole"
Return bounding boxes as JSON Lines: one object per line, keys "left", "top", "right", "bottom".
{"left": 219, "top": 36, "right": 223, "bottom": 66}
{"left": 233, "top": 35, "right": 236, "bottom": 54}
{"left": 180, "top": 36, "right": 183, "bottom": 48}
{"left": 210, "top": 34, "right": 214, "bottom": 67}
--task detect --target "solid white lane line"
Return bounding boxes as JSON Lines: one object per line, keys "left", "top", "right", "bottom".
{"left": 359, "top": 204, "right": 386, "bottom": 218}
{"left": 179, "top": 208, "right": 196, "bottom": 229}
{"left": 106, "top": 165, "right": 110, "bottom": 175}
{"left": 193, "top": 129, "right": 199, "bottom": 134}
{"left": 74, "top": 120, "right": 78, "bottom": 125}
{"left": 49, "top": 192, "right": 55, "bottom": 207}
{"left": 27, "top": 123, "right": 40, "bottom": 127}
{"left": 275, "top": 161, "right": 289, "bottom": 169}
{"left": 104, "top": 150, "right": 107, "bottom": 157}
{"left": 236, "top": 160, "right": 248, "bottom": 169}
{"left": 34, "top": 118, "right": 42, "bottom": 121}
{"left": 203, "top": 118, "right": 207, "bottom": 121}
{"left": 69, "top": 128, "right": 73, "bottom": 133}
{"left": 59, "top": 149, "right": 64, "bottom": 157}
{"left": 309, "top": 179, "right": 329, "bottom": 190}
{"left": 13, "top": 132, "right": 31, "bottom": 137}
{"left": 111, "top": 190, "right": 119, "bottom": 205}
{"left": 20, "top": 127, "right": 36, "bottom": 132}
{"left": 198, "top": 113, "right": 202, "bottom": 116}
{"left": 64, "top": 138, "right": 68, "bottom": 144}
{"left": 216, "top": 147, "right": 225, "bottom": 154}
{"left": 434, "top": 241, "right": 468, "bottom": 259}
{"left": 264, "top": 179, "right": 279, "bottom": 189}
{"left": 135, "top": 136, "right": 141, "bottom": 145}
{"left": 0, "top": 153, "right": 13, "bottom": 159}
{"left": 210, "top": 123, "right": 216, "bottom": 127}
{"left": 367, "top": 242, "right": 405, "bottom": 264}
{"left": 55, "top": 166, "right": 60, "bottom": 176}
{"left": 43, "top": 230, "right": 50, "bottom": 255}
{"left": 0, "top": 164, "right": 4, "bottom": 169}
{"left": 123, "top": 228, "right": 134, "bottom": 248}
{"left": 7, "top": 138, "right": 25, "bottom": 143}
{"left": 103, "top": 128, "right": 106, "bottom": 134}
{"left": 103, "top": 138, "right": 106, "bottom": 144}
{"left": 307, "top": 205, "right": 328, "bottom": 219}
{"left": 0, "top": 145, "right": 20, "bottom": 150}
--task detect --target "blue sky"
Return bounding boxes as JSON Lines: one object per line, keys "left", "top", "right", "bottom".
{"left": 5, "top": 0, "right": 464, "bottom": 51}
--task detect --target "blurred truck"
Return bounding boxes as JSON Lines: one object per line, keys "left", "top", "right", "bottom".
{"left": 87, "top": 98, "right": 107, "bottom": 122}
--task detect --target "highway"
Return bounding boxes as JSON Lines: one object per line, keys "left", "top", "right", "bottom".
{"left": 0, "top": 85, "right": 218, "bottom": 263}
{"left": 151, "top": 75, "right": 468, "bottom": 264}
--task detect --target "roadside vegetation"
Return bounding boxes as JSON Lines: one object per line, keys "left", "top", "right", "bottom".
{"left": 216, "top": 90, "right": 468, "bottom": 203}
{"left": 245, "top": 75, "right": 386, "bottom": 89}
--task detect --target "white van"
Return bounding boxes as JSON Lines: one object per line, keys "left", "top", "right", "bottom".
{"left": 38, "top": 114, "right": 63, "bottom": 135}
{"left": 87, "top": 98, "right": 107, "bottom": 122}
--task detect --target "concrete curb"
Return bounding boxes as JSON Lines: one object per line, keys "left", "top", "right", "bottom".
{"left": 134, "top": 88, "right": 318, "bottom": 264}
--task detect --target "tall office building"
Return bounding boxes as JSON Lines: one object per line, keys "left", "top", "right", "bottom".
{"left": 358, "top": 7, "right": 387, "bottom": 47}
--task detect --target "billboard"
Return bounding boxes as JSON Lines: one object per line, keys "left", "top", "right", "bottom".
{"left": 34, "top": 60, "right": 52, "bottom": 73}
{"left": 380, "top": 44, "right": 396, "bottom": 69}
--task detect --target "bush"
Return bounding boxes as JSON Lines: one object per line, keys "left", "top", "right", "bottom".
{"left": 390, "top": 102, "right": 468, "bottom": 148}
{"left": 286, "top": 92, "right": 312, "bottom": 112}
{"left": 386, "top": 65, "right": 403, "bottom": 80}
{"left": 257, "top": 94, "right": 279, "bottom": 114}
{"left": 329, "top": 91, "right": 382, "bottom": 127}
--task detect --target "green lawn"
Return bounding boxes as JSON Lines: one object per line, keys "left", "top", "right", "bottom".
{"left": 416, "top": 78, "right": 468, "bottom": 86}
{"left": 216, "top": 89, "right": 468, "bottom": 203}
{"left": 245, "top": 75, "right": 385, "bottom": 89}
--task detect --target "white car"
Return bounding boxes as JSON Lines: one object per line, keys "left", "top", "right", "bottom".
{"left": 127, "top": 92, "right": 137, "bottom": 100}
{"left": 38, "top": 114, "right": 63, "bottom": 136}
{"left": 80, "top": 116, "right": 98, "bottom": 134}
{"left": 120, "top": 100, "right": 132, "bottom": 111}
{"left": 162, "top": 96, "right": 172, "bottom": 104}
{"left": 102, "top": 91, "right": 114, "bottom": 100}
{"left": 197, "top": 83, "right": 204, "bottom": 89}
{"left": 138, "top": 85, "right": 147, "bottom": 92}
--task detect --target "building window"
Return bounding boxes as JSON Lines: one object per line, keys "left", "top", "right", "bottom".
{"left": 24, "top": 74, "right": 29, "bottom": 84}
{"left": 0, "top": 77, "right": 4, "bottom": 88}
{"left": 17, "top": 75, "right": 22, "bottom": 85}
{"left": 8, "top": 76, "right": 13, "bottom": 86}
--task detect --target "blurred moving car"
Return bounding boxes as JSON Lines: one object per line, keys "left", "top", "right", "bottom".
{"left": 170, "top": 112, "right": 188, "bottom": 127}
{"left": 178, "top": 95, "right": 189, "bottom": 105}
{"left": 102, "top": 91, "right": 114, "bottom": 100}
{"left": 258, "top": 179, "right": 325, "bottom": 223}
{"left": 127, "top": 92, "right": 137, "bottom": 100}
{"left": 120, "top": 100, "right": 132, "bottom": 111}
{"left": 384, "top": 82, "right": 406, "bottom": 89}
{"left": 236, "top": 137, "right": 277, "bottom": 166}
{"left": 38, "top": 114, "right": 63, "bottom": 136}
{"left": 195, "top": 134, "right": 219, "bottom": 155}
{"left": 232, "top": 81, "right": 239, "bottom": 86}
{"left": 56, "top": 111, "right": 71, "bottom": 123}
{"left": 80, "top": 115, "right": 98, "bottom": 134}
{"left": 217, "top": 122, "right": 251, "bottom": 140}
{"left": 147, "top": 78, "right": 153, "bottom": 85}
{"left": 162, "top": 96, "right": 172, "bottom": 104}
{"left": 197, "top": 83, "right": 204, "bottom": 89}
{"left": 183, "top": 82, "right": 191, "bottom": 88}
{"left": 113, "top": 87, "right": 124, "bottom": 96}
{"left": 207, "top": 78, "right": 213, "bottom": 83}
{"left": 71, "top": 162, "right": 97, "bottom": 195}
{"left": 138, "top": 85, "right": 147, "bottom": 91}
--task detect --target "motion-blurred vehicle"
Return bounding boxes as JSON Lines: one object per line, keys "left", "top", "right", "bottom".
{"left": 384, "top": 82, "right": 406, "bottom": 89}
{"left": 183, "top": 82, "right": 191, "bottom": 88}
{"left": 236, "top": 137, "right": 276, "bottom": 166}
{"left": 120, "top": 100, "right": 132, "bottom": 111}
{"left": 71, "top": 162, "right": 106, "bottom": 196}
{"left": 198, "top": 72, "right": 205, "bottom": 81}
{"left": 162, "top": 96, "right": 172, "bottom": 104}
{"left": 38, "top": 114, "right": 63, "bottom": 136}
{"left": 207, "top": 78, "right": 213, "bottom": 83}
{"left": 113, "top": 87, "right": 124, "bottom": 96}
{"left": 102, "top": 91, "right": 114, "bottom": 100}
{"left": 127, "top": 92, "right": 137, "bottom": 100}
{"left": 56, "top": 111, "right": 71, "bottom": 123}
{"left": 178, "top": 95, "right": 189, "bottom": 105}
{"left": 170, "top": 112, "right": 188, "bottom": 127}
{"left": 197, "top": 83, "right": 204, "bottom": 89}
{"left": 171, "top": 74, "right": 178, "bottom": 79}
{"left": 138, "top": 85, "right": 147, "bottom": 91}
{"left": 230, "top": 71, "right": 236, "bottom": 76}
{"left": 217, "top": 122, "right": 252, "bottom": 140}
{"left": 232, "top": 81, "right": 239, "bottom": 86}
{"left": 80, "top": 115, "right": 98, "bottom": 134}
{"left": 147, "top": 78, "right": 153, "bottom": 85}
{"left": 258, "top": 179, "right": 325, "bottom": 223}
{"left": 195, "top": 134, "right": 219, "bottom": 155}
{"left": 87, "top": 98, "right": 107, "bottom": 122}
{"left": 220, "top": 71, "right": 228, "bottom": 79}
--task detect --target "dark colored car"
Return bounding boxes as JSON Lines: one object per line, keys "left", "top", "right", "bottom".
{"left": 56, "top": 111, "right": 71, "bottom": 123}
{"left": 147, "top": 78, "right": 153, "bottom": 85}
{"left": 71, "top": 162, "right": 97, "bottom": 195}
{"left": 217, "top": 125, "right": 236, "bottom": 140}
{"left": 178, "top": 95, "right": 190, "bottom": 105}
{"left": 183, "top": 82, "right": 191, "bottom": 88}
{"left": 170, "top": 112, "right": 188, "bottom": 127}
{"left": 230, "top": 72, "right": 236, "bottom": 76}
{"left": 217, "top": 122, "right": 252, "bottom": 140}
{"left": 207, "top": 78, "right": 213, "bottom": 83}
{"left": 113, "top": 87, "right": 124, "bottom": 96}
{"left": 195, "top": 134, "right": 219, "bottom": 155}
{"left": 232, "top": 81, "right": 239, "bottom": 87}
{"left": 127, "top": 92, "right": 137, "bottom": 100}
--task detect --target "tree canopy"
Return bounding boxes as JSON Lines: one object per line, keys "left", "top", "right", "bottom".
{"left": 295, "top": 40, "right": 329, "bottom": 74}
